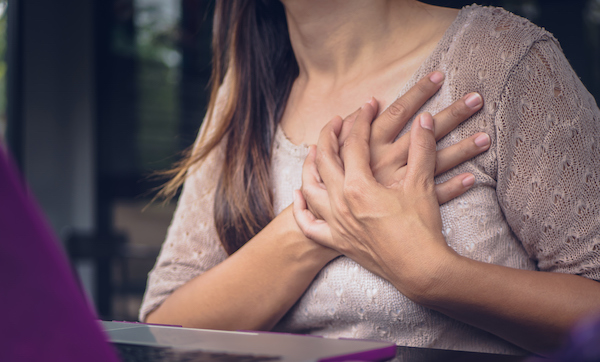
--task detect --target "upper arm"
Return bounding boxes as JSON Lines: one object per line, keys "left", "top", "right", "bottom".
{"left": 495, "top": 37, "right": 600, "bottom": 280}
{"left": 138, "top": 77, "right": 233, "bottom": 321}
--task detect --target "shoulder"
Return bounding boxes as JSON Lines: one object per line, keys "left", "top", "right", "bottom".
{"left": 457, "top": 5, "right": 550, "bottom": 37}
{"left": 441, "top": 5, "right": 559, "bottom": 99}
{"left": 452, "top": 4, "right": 555, "bottom": 52}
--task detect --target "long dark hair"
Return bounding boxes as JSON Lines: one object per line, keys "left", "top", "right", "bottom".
{"left": 157, "top": 0, "right": 298, "bottom": 255}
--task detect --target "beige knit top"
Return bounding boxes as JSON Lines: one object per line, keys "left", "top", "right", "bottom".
{"left": 140, "top": 5, "right": 600, "bottom": 354}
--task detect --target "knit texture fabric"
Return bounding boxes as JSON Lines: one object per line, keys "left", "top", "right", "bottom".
{"left": 139, "top": 5, "right": 600, "bottom": 354}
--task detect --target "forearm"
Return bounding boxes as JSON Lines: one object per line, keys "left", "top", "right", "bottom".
{"left": 413, "top": 252, "right": 600, "bottom": 354}
{"left": 146, "top": 206, "right": 337, "bottom": 331}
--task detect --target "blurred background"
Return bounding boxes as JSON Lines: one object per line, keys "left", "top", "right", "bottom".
{"left": 1, "top": 0, "right": 599, "bottom": 322}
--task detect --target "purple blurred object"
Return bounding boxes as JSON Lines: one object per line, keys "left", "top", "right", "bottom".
{"left": 527, "top": 313, "right": 600, "bottom": 362}
{"left": 0, "top": 147, "right": 120, "bottom": 361}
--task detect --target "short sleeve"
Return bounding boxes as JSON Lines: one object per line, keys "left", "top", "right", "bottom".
{"left": 138, "top": 80, "right": 231, "bottom": 322}
{"left": 496, "top": 36, "right": 600, "bottom": 280}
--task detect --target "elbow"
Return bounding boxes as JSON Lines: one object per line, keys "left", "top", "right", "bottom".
{"left": 143, "top": 308, "right": 160, "bottom": 324}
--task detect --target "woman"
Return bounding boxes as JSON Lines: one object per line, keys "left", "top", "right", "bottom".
{"left": 140, "top": 0, "right": 600, "bottom": 355}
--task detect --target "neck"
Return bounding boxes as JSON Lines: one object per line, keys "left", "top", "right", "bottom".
{"left": 278, "top": 1, "right": 459, "bottom": 146}
{"left": 282, "top": 0, "right": 429, "bottom": 85}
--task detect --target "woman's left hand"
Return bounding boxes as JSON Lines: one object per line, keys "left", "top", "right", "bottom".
{"left": 293, "top": 101, "right": 457, "bottom": 299}
{"left": 293, "top": 102, "right": 600, "bottom": 355}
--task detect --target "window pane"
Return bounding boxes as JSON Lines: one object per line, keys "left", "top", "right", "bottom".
{"left": 134, "top": 0, "right": 181, "bottom": 172}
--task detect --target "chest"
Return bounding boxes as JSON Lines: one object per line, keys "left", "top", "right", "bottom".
{"left": 278, "top": 59, "right": 428, "bottom": 146}
{"left": 278, "top": 88, "right": 402, "bottom": 147}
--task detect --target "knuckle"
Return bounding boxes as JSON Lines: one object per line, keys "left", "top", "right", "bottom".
{"left": 448, "top": 143, "right": 469, "bottom": 160}
{"left": 448, "top": 103, "right": 468, "bottom": 120}
{"left": 414, "top": 137, "right": 436, "bottom": 153}
{"left": 447, "top": 140, "right": 479, "bottom": 165}
{"left": 415, "top": 79, "right": 433, "bottom": 95}
{"left": 343, "top": 180, "right": 366, "bottom": 203}
{"left": 411, "top": 174, "right": 435, "bottom": 193}
{"left": 342, "top": 137, "right": 355, "bottom": 149}
{"left": 333, "top": 197, "right": 352, "bottom": 219}
{"left": 386, "top": 101, "right": 409, "bottom": 119}
{"left": 462, "top": 142, "right": 477, "bottom": 158}
{"left": 339, "top": 205, "right": 353, "bottom": 221}
{"left": 342, "top": 135, "right": 366, "bottom": 151}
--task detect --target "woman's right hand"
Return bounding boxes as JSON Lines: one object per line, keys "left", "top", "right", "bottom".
{"left": 292, "top": 71, "right": 489, "bottom": 267}
{"left": 335, "top": 71, "right": 489, "bottom": 204}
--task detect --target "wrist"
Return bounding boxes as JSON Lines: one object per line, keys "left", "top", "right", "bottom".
{"left": 391, "top": 240, "right": 464, "bottom": 305}
{"left": 271, "top": 205, "right": 339, "bottom": 268}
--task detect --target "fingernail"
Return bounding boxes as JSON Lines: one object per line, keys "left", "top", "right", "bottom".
{"left": 419, "top": 113, "right": 434, "bottom": 131}
{"left": 465, "top": 93, "right": 482, "bottom": 108}
{"left": 474, "top": 133, "right": 490, "bottom": 147}
{"left": 430, "top": 71, "right": 444, "bottom": 84}
{"left": 462, "top": 174, "right": 475, "bottom": 188}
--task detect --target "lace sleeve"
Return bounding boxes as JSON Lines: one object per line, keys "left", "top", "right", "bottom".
{"left": 496, "top": 36, "right": 600, "bottom": 280}
{"left": 138, "top": 84, "right": 230, "bottom": 322}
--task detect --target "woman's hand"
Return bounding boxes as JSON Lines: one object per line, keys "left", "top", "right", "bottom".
{"left": 147, "top": 203, "right": 340, "bottom": 331}
{"left": 293, "top": 71, "right": 491, "bottom": 288}
{"left": 335, "top": 71, "right": 489, "bottom": 203}
{"left": 294, "top": 97, "right": 600, "bottom": 356}
{"left": 294, "top": 104, "right": 457, "bottom": 298}
{"left": 299, "top": 72, "right": 490, "bottom": 230}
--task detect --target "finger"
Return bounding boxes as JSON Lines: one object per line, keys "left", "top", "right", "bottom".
{"left": 388, "top": 92, "right": 484, "bottom": 162}
{"left": 292, "top": 190, "right": 333, "bottom": 246}
{"left": 303, "top": 145, "right": 325, "bottom": 187}
{"left": 405, "top": 112, "right": 437, "bottom": 188}
{"left": 339, "top": 109, "right": 360, "bottom": 162}
{"left": 338, "top": 108, "right": 362, "bottom": 148}
{"left": 342, "top": 101, "right": 378, "bottom": 181}
{"left": 301, "top": 145, "right": 330, "bottom": 220}
{"left": 314, "top": 117, "right": 346, "bottom": 187}
{"left": 389, "top": 132, "right": 490, "bottom": 184}
{"left": 341, "top": 98, "right": 378, "bottom": 162}
{"left": 435, "top": 173, "right": 475, "bottom": 204}
{"left": 371, "top": 71, "right": 445, "bottom": 144}
{"left": 431, "top": 92, "right": 483, "bottom": 139}
{"left": 436, "top": 132, "right": 490, "bottom": 175}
